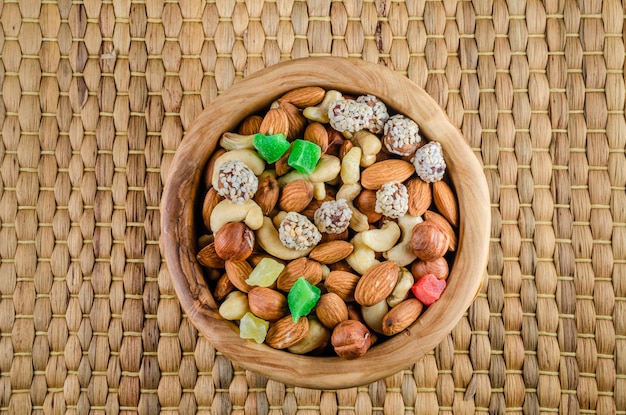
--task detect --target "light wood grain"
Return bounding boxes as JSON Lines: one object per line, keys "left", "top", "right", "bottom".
{"left": 161, "top": 57, "right": 490, "bottom": 389}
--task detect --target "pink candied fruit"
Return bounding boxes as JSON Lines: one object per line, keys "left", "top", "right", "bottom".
{"left": 411, "top": 274, "right": 446, "bottom": 306}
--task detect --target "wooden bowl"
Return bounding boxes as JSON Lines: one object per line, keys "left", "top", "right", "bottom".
{"left": 161, "top": 57, "right": 490, "bottom": 389}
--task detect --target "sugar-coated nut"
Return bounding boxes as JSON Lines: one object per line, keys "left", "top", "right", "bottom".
{"left": 314, "top": 199, "right": 352, "bottom": 234}
{"left": 328, "top": 99, "right": 374, "bottom": 133}
{"left": 215, "top": 160, "right": 259, "bottom": 204}
{"left": 382, "top": 114, "right": 421, "bottom": 156}
{"left": 410, "top": 220, "right": 449, "bottom": 261}
{"left": 213, "top": 222, "right": 254, "bottom": 261}
{"left": 278, "top": 212, "right": 322, "bottom": 251}
{"left": 357, "top": 94, "right": 389, "bottom": 134}
{"left": 211, "top": 149, "right": 265, "bottom": 189}
{"left": 331, "top": 320, "right": 372, "bottom": 359}
{"left": 218, "top": 291, "right": 250, "bottom": 321}
{"left": 411, "top": 141, "right": 446, "bottom": 183}
{"left": 375, "top": 181, "right": 409, "bottom": 219}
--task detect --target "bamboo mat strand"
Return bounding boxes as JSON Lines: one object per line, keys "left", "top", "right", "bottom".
{"left": 0, "top": 0, "right": 625, "bottom": 414}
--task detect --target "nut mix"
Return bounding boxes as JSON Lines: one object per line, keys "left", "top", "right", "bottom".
{"left": 196, "top": 87, "right": 460, "bottom": 359}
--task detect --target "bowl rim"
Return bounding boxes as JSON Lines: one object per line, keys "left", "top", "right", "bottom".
{"left": 161, "top": 57, "right": 490, "bottom": 389}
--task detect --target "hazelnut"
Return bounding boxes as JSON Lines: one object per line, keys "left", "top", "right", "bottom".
{"left": 410, "top": 221, "right": 449, "bottom": 261}
{"left": 411, "top": 257, "right": 449, "bottom": 280}
{"left": 331, "top": 320, "right": 371, "bottom": 359}
{"left": 213, "top": 222, "right": 255, "bottom": 261}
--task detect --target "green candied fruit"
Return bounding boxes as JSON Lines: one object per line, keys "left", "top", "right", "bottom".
{"left": 245, "top": 257, "right": 285, "bottom": 287}
{"left": 287, "top": 277, "right": 321, "bottom": 322}
{"left": 253, "top": 133, "right": 291, "bottom": 164}
{"left": 287, "top": 139, "right": 321, "bottom": 174}
{"left": 239, "top": 312, "right": 269, "bottom": 344}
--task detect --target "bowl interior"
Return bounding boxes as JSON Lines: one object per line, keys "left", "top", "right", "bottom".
{"left": 161, "top": 57, "right": 490, "bottom": 389}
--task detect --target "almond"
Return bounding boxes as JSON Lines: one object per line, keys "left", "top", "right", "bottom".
{"left": 423, "top": 211, "right": 457, "bottom": 251}
{"left": 275, "top": 148, "right": 292, "bottom": 176}
{"left": 202, "top": 148, "right": 226, "bottom": 188}
{"left": 320, "top": 229, "right": 350, "bottom": 243}
{"left": 338, "top": 139, "right": 354, "bottom": 160}
{"left": 304, "top": 122, "right": 329, "bottom": 153}
{"left": 279, "top": 101, "right": 307, "bottom": 140}
{"left": 354, "top": 190, "right": 382, "bottom": 223}
{"left": 381, "top": 298, "right": 423, "bottom": 336}
{"left": 354, "top": 261, "right": 399, "bottom": 306}
{"left": 433, "top": 180, "right": 459, "bottom": 227}
{"left": 309, "top": 240, "right": 354, "bottom": 264}
{"left": 248, "top": 287, "right": 288, "bottom": 321}
{"left": 254, "top": 174, "right": 280, "bottom": 215}
{"left": 213, "top": 273, "right": 235, "bottom": 301}
{"left": 197, "top": 242, "right": 225, "bottom": 269}
{"left": 265, "top": 315, "right": 309, "bottom": 349}
{"left": 278, "top": 179, "right": 314, "bottom": 212}
{"left": 260, "top": 107, "right": 290, "bottom": 136}
{"left": 360, "top": 160, "right": 415, "bottom": 190}
{"left": 277, "top": 257, "right": 323, "bottom": 292}
{"left": 278, "top": 86, "right": 326, "bottom": 108}
{"left": 238, "top": 115, "right": 263, "bottom": 135}
{"left": 324, "top": 270, "right": 360, "bottom": 302}
{"left": 405, "top": 177, "right": 432, "bottom": 217}
{"left": 224, "top": 260, "right": 254, "bottom": 293}
{"left": 316, "top": 293, "right": 349, "bottom": 329}
{"left": 202, "top": 187, "right": 223, "bottom": 230}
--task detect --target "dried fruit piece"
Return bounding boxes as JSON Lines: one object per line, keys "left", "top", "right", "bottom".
{"left": 288, "top": 139, "right": 322, "bottom": 174}
{"left": 411, "top": 274, "right": 446, "bottom": 306}
{"left": 253, "top": 133, "right": 291, "bottom": 163}
{"left": 288, "top": 277, "right": 321, "bottom": 321}
{"left": 245, "top": 257, "right": 285, "bottom": 287}
{"left": 239, "top": 312, "right": 269, "bottom": 344}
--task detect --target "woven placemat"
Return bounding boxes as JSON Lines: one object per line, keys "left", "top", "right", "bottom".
{"left": 1, "top": 0, "right": 625, "bottom": 413}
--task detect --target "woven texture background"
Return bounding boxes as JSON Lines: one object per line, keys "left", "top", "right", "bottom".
{"left": 1, "top": 0, "right": 625, "bottom": 413}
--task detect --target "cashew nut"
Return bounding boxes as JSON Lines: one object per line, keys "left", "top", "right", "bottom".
{"left": 383, "top": 213, "right": 423, "bottom": 266}
{"left": 272, "top": 210, "right": 288, "bottom": 229}
{"left": 313, "top": 182, "right": 326, "bottom": 200}
{"left": 218, "top": 291, "right": 250, "bottom": 320}
{"left": 361, "top": 220, "right": 401, "bottom": 252}
{"left": 256, "top": 217, "right": 313, "bottom": 260}
{"left": 353, "top": 130, "right": 382, "bottom": 167}
{"left": 387, "top": 268, "right": 414, "bottom": 307}
{"left": 308, "top": 154, "right": 341, "bottom": 183}
{"left": 345, "top": 232, "right": 380, "bottom": 275}
{"left": 361, "top": 299, "right": 389, "bottom": 335}
{"left": 288, "top": 316, "right": 330, "bottom": 354}
{"left": 336, "top": 183, "right": 369, "bottom": 232}
{"left": 303, "top": 90, "right": 343, "bottom": 123}
{"left": 211, "top": 149, "right": 266, "bottom": 189}
{"left": 219, "top": 132, "right": 255, "bottom": 150}
{"left": 277, "top": 170, "right": 310, "bottom": 187}
{"left": 340, "top": 146, "right": 362, "bottom": 185}
{"left": 210, "top": 199, "right": 264, "bottom": 232}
